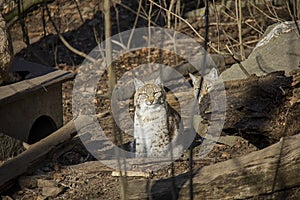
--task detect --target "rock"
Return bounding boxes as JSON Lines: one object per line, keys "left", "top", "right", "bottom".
{"left": 37, "top": 179, "right": 57, "bottom": 188}
{"left": 18, "top": 176, "right": 38, "bottom": 189}
{"left": 37, "top": 179, "right": 63, "bottom": 198}
{"left": 42, "top": 186, "right": 63, "bottom": 198}
{"left": 12, "top": 40, "right": 26, "bottom": 54}
{"left": 221, "top": 20, "right": 300, "bottom": 82}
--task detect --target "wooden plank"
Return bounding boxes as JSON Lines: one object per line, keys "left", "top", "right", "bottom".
{"left": 0, "top": 70, "right": 74, "bottom": 105}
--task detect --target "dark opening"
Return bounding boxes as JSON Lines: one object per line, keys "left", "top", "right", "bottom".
{"left": 28, "top": 115, "right": 57, "bottom": 144}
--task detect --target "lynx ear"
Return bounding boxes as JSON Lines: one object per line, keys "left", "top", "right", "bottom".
{"left": 189, "top": 73, "right": 197, "bottom": 84}
{"left": 134, "top": 78, "right": 144, "bottom": 89}
{"left": 206, "top": 68, "right": 218, "bottom": 81}
{"left": 204, "top": 68, "right": 218, "bottom": 92}
{"left": 154, "top": 75, "right": 163, "bottom": 86}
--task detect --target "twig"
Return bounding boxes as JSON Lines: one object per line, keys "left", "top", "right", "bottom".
{"left": 126, "top": 0, "right": 143, "bottom": 49}
{"left": 167, "top": 0, "right": 176, "bottom": 28}
{"left": 264, "top": 0, "right": 282, "bottom": 22}
{"left": 248, "top": 1, "right": 282, "bottom": 22}
{"left": 236, "top": 0, "right": 245, "bottom": 60}
{"left": 117, "top": 2, "right": 157, "bottom": 26}
{"left": 212, "top": 0, "right": 221, "bottom": 51}
{"left": 174, "top": 0, "right": 182, "bottom": 29}
{"left": 18, "top": 1, "right": 49, "bottom": 66}
{"left": 225, "top": 44, "right": 250, "bottom": 77}
{"left": 286, "top": 1, "right": 300, "bottom": 35}
{"left": 114, "top": 5, "right": 125, "bottom": 47}
{"left": 221, "top": 28, "right": 241, "bottom": 48}
{"left": 147, "top": 0, "right": 153, "bottom": 63}
{"left": 72, "top": 0, "right": 84, "bottom": 23}
{"left": 148, "top": 0, "right": 221, "bottom": 54}
{"left": 246, "top": 3, "right": 264, "bottom": 34}
{"left": 43, "top": 1, "right": 96, "bottom": 63}
{"left": 244, "top": 20, "right": 264, "bottom": 35}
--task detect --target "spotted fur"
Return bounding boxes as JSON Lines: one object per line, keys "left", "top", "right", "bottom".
{"left": 133, "top": 76, "right": 183, "bottom": 158}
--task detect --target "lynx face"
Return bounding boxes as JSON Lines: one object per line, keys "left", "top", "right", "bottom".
{"left": 134, "top": 77, "right": 166, "bottom": 108}
{"left": 189, "top": 68, "right": 218, "bottom": 103}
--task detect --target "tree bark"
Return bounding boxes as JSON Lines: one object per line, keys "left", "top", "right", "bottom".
{"left": 0, "top": 13, "right": 13, "bottom": 85}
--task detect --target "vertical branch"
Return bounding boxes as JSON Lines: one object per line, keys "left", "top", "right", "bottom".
{"left": 212, "top": 0, "right": 221, "bottom": 51}
{"left": 103, "top": 0, "right": 127, "bottom": 200}
{"left": 167, "top": 0, "right": 176, "bottom": 28}
{"left": 175, "top": 0, "right": 182, "bottom": 28}
{"left": 297, "top": 0, "right": 300, "bottom": 19}
{"left": 148, "top": 0, "right": 153, "bottom": 63}
{"left": 127, "top": 0, "right": 143, "bottom": 49}
{"left": 104, "top": 0, "right": 115, "bottom": 93}
{"left": 236, "top": 0, "right": 245, "bottom": 60}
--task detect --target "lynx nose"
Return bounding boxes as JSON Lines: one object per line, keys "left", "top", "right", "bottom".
{"left": 148, "top": 97, "right": 155, "bottom": 104}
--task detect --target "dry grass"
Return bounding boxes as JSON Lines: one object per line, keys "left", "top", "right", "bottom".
{"left": 0, "top": 133, "right": 24, "bottom": 161}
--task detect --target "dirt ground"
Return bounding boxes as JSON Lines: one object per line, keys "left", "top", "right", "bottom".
{"left": 1, "top": 0, "right": 299, "bottom": 199}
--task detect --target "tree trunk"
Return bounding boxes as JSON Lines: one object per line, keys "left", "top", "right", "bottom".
{"left": 0, "top": 13, "right": 13, "bottom": 85}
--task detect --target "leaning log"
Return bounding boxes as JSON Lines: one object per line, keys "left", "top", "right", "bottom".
{"left": 0, "top": 115, "right": 96, "bottom": 193}
{"left": 127, "top": 133, "right": 300, "bottom": 199}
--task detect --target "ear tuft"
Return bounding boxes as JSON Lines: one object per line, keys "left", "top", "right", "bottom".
{"left": 154, "top": 75, "right": 162, "bottom": 86}
{"left": 207, "top": 68, "right": 218, "bottom": 81}
{"left": 134, "top": 78, "right": 144, "bottom": 89}
{"left": 189, "top": 73, "right": 197, "bottom": 83}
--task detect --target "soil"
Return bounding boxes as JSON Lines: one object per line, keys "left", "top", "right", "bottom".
{"left": 1, "top": 0, "right": 299, "bottom": 199}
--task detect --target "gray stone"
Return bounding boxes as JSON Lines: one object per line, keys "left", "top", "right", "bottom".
{"left": 42, "top": 186, "right": 63, "bottom": 198}
{"left": 37, "top": 179, "right": 57, "bottom": 188}
{"left": 18, "top": 176, "right": 38, "bottom": 189}
{"left": 38, "top": 179, "right": 63, "bottom": 198}
{"left": 221, "top": 20, "right": 300, "bottom": 82}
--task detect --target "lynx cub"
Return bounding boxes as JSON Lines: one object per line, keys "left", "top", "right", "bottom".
{"left": 189, "top": 68, "right": 218, "bottom": 103}
{"left": 133, "top": 76, "right": 183, "bottom": 158}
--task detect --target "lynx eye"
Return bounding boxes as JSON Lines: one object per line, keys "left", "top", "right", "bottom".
{"left": 139, "top": 92, "right": 148, "bottom": 98}
{"left": 154, "top": 91, "right": 161, "bottom": 97}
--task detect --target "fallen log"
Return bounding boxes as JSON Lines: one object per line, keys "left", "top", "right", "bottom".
{"left": 200, "top": 70, "right": 298, "bottom": 149}
{"left": 0, "top": 115, "right": 96, "bottom": 193}
{"left": 127, "top": 133, "right": 300, "bottom": 199}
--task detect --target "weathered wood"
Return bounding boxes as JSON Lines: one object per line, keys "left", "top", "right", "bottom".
{"left": 0, "top": 70, "right": 74, "bottom": 142}
{"left": 127, "top": 134, "right": 300, "bottom": 199}
{"left": 0, "top": 70, "right": 74, "bottom": 105}
{"left": 0, "top": 115, "right": 93, "bottom": 193}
